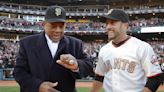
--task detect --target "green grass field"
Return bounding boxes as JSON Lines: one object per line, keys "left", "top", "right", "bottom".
{"left": 0, "top": 86, "right": 163, "bottom": 92}
{"left": 0, "top": 86, "right": 103, "bottom": 92}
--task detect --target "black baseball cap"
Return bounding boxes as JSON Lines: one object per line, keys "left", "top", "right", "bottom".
{"left": 103, "top": 9, "right": 129, "bottom": 23}
{"left": 45, "top": 6, "right": 66, "bottom": 23}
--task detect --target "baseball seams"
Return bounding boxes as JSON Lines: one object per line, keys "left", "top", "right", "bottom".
{"left": 69, "top": 60, "right": 75, "bottom": 65}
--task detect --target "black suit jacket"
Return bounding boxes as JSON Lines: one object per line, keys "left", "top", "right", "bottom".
{"left": 13, "top": 32, "right": 93, "bottom": 92}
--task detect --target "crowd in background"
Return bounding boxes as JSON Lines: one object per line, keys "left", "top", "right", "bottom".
{"left": 0, "top": 40, "right": 19, "bottom": 78}
{"left": 0, "top": 17, "right": 43, "bottom": 32}
{"left": 0, "top": 17, "right": 164, "bottom": 32}
{"left": 0, "top": 40, "right": 18, "bottom": 69}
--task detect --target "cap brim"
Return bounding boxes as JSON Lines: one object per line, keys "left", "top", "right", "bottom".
{"left": 45, "top": 18, "right": 65, "bottom": 23}
{"left": 101, "top": 15, "right": 120, "bottom": 23}
{"left": 104, "top": 15, "right": 120, "bottom": 21}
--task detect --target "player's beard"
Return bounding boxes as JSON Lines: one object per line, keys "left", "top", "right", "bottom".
{"left": 107, "top": 26, "right": 122, "bottom": 42}
{"left": 107, "top": 30, "right": 116, "bottom": 41}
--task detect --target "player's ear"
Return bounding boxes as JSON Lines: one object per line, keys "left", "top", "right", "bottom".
{"left": 124, "top": 22, "right": 129, "bottom": 29}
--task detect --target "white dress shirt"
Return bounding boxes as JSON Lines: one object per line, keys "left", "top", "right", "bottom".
{"left": 45, "top": 34, "right": 59, "bottom": 58}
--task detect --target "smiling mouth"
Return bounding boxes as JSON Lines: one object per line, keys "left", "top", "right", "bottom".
{"left": 108, "top": 31, "right": 114, "bottom": 34}
{"left": 53, "top": 36, "right": 60, "bottom": 39}
{"left": 51, "top": 36, "right": 61, "bottom": 42}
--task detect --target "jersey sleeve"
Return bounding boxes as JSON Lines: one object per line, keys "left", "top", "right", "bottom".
{"left": 140, "top": 43, "right": 162, "bottom": 77}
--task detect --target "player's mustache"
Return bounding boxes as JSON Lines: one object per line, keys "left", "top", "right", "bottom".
{"left": 105, "top": 28, "right": 113, "bottom": 31}
{"left": 105, "top": 28, "right": 113, "bottom": 34}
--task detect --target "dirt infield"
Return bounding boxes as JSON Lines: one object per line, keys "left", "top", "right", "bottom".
{"left": 0, "top": 80, "right": 164, "bottom": 91}
{"left": 0, "top": 80, "right": 92, "bottom": 87}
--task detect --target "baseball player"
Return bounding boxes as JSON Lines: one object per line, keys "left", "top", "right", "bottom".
{"left": 90, "top": 9, "right": 163, "bottom": 92}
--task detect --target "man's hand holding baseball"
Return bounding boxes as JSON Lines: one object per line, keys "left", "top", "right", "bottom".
{"left": 56, "top": 54, "right": 79, "bottom": 71}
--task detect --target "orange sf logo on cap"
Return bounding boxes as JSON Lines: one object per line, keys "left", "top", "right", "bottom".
{"left": 55, "top": 8, "right": 62, "bottom": 16}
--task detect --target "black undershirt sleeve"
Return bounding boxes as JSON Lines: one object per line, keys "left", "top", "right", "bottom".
{"left": 145, "top": 73, "right": 163, "bottom": 92}
{"left": 95, "top": 74, "right": 104, "bottom": 82}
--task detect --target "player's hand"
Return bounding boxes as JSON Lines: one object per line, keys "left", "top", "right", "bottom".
{"left": 39, "top": 82, "right": 60, "bottom": 92}
{"left": 56, "top": 54, "right": 78, "bottom": 71}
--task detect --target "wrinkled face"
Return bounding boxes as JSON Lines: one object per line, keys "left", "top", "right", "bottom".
{"left": 44, "top": 22, "right": 65, "bottom": 42}
{"left": 105, "top": 20, "right": 127, "bottom": 41}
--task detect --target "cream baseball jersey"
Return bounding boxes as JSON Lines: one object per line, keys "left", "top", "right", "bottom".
{"left": 95, "top": 37, "right": 162, "bottom": 92}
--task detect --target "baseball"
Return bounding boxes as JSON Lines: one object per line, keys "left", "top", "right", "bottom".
{"left": 69, "top": 60, "right": 75, "bottom": 65}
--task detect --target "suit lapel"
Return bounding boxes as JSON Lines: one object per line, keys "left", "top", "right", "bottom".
{"left": 34, "top": 33, "right": 69, "bottom": 72}
{"left": 34, "top": 32, "right": 52, "bottom": 67}
{"left": 35, "top": 33, "right": 69, "bottom": 64}
{"left": 53, "top": 36, "right": 69, "bottom": 61}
